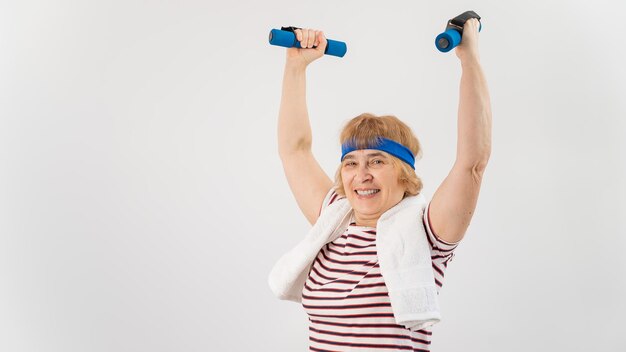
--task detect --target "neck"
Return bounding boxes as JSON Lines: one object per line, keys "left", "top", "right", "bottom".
{"left": 353, "top": 213, "right": 378, "bottom": 227}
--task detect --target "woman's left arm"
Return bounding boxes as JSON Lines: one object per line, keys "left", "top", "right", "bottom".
{"left": 428, "top": 18, "right": 492, "bottom": 244}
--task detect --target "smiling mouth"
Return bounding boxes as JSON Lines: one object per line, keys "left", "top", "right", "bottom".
{"left": 355, "top": 189, "right": 380, "bottom": 196}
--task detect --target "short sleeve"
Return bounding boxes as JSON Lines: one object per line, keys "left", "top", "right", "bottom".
{"left": 318, "top": 188, "right": 346, "bottom": 216}
{"left": 423, "top": 200, "right": 461, "bottom": 257}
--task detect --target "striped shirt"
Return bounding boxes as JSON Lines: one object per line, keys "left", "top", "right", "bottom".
{"left": 302, "top": 189, "right": 460, "bottom": 351}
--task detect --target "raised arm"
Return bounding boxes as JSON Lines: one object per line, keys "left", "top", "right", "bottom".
{"left": 278, "top": 29, "right": 333, "bottom": 226}
{"left": 429, "top": 18, "right": 493, "bottom": 244}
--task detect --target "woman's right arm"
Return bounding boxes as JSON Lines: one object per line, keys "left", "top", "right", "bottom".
{"left": 278, "top": 29, "right": 333, "bottom": 226}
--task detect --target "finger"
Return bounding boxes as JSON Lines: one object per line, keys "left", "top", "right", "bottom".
{"left": 299, "top": 28, "right": 307, "bottom": 48}
{"left": 298, "top": 28, "right": 306, "bottom": 48}
{"left": 310, "top": 29, "right": 319, "bottom": 48}
{"left": 294, "top": 28, "right": 302, "bottom": 43}
{"left": 300, "top": 28, "right": 309, "bottom": 48}
{"left": 470, "top": 18, "right": 478, "bottom": 30}
{"left": 303, "top": 29, "right": 311, "bottom": 48}
{"left": 306, "top": 29, "right": 315, "bottom": 48}
{"left": 316, "top": 31, "right": 327, "bottom": 51}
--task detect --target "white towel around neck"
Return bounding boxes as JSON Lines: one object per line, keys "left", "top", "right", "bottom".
{"left": 268, "top": 191, "right": 442, "bottom": 331}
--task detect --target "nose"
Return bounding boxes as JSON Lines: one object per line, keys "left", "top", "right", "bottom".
{"left": 356, "top": 164, "right": 372, "bottom": 182}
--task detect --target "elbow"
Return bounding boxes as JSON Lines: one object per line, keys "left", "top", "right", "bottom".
{"left": 471, "top": 155, "right": 490, "bottom": 180}
{"left": 457, "top": 147, "right": 490, "bottom": 173}
{"left": 473, "top": 141, "right": 492, "bottom": 172}
{"left": 278, "top": 138, "right": 312, "bottom": 157}
{"left": 476, "top": 149, "right": 491, "bottom": 169}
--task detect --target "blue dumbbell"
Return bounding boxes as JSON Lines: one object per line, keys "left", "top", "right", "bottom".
{"left": 435, "top": 11, "right": 482, "bottom": 53}
{"left": 268, "top": 26, "right": 347, "bottom": 58}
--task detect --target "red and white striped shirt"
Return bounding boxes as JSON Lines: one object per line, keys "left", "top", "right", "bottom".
{"left": 302, "top": 189, "right": 460, "bottom": 351}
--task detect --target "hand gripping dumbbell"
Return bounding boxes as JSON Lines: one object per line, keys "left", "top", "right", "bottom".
{"left": 435, "top": 11, "right": 482, "bottom": 53}
{"left": 268, "top": 26, "right": 347, "bottom": 58}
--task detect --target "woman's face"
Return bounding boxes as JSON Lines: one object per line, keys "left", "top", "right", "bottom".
{"left": 341, "top": 149, "right": 406, "bottom": 226}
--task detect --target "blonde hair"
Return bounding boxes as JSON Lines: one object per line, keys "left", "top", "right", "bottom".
{"left": 334, "top": 112, "right": 423, "bottom": 198}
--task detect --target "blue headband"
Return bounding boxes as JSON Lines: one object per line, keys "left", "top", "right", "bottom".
{"left": 341, "top": 137, "right": 415, "bottom": 169}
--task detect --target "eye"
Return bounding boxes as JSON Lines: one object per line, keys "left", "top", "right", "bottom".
{"left": 371, "top": 159, "right": 383, "bottom": 164}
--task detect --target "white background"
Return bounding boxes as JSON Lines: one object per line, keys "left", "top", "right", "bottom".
{"left": 1, "top": 0, "right": 625, "bottom": 351}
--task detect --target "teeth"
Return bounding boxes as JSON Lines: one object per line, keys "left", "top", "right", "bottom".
{"left": 356, "top": 189, "right": 379, "bottom": 195}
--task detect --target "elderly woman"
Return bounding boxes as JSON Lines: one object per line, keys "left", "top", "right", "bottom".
{"left": 270, "top": 19, "right": 491, "bottom": 350}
